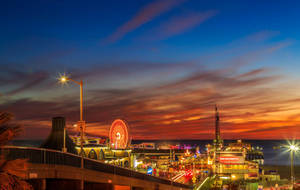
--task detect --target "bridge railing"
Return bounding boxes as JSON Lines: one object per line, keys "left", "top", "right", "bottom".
{"left": 1, "top": 146, "right": 81, "bottom": 168}
{"left": 0, "top": 146, "right": 190, "bottom": 189}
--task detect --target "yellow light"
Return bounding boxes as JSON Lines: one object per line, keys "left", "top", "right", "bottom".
{"left": 290, "top": 145, "right": 299, "bottom": 151}
{"left": 231, "top": 174, "right": 236, "bottom": 180}
{"left": 220, "top": 176, "right": 230, "bottom": 179}
{"left": 60, "top": 76, "right": 67, "bottom": 83}
{"left": 57, "top": 73, "right": 69, "bottom": 84}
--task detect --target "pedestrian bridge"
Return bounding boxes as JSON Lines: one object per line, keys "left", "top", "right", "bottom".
{"left": 1, "top": 146, "right": 192, "bottom": 190}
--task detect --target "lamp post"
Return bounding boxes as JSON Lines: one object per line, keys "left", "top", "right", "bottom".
{"left": 62, "top": 124, "right": 79, "bottom": 153}
{"left": 289, "top": 144, "right": 299, "bottom": 186}
{"left": 59, "top": 75, "right": 85, "bottom": 190}
{"left": 62, "top": 126, "right": 67, "bottom": 152}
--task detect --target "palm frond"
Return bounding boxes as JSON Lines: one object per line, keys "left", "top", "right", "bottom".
{"left": 0, "top": 112, "right": 13, "bottom": 125}
{"left": 0, "top": 112, "right": 22, "bottom": 146}
{"left": 0, "top": 111, "right": 33, "bottom": 190}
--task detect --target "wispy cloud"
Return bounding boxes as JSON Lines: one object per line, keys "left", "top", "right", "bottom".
{"left": 105, "top": 0, "right": 185, "bottom": 43}
{"left": 0, "top": 66, "right": 50, "bottom": 96}
{"left": 7, "top": 71, "right": 49, "bottom": 96}
{"left": 150, "top": 10, "right": 217, "bottom": 40}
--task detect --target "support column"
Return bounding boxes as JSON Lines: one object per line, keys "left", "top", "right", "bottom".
{"left": 41, "top": 179, "right": 46, "bottom": 190}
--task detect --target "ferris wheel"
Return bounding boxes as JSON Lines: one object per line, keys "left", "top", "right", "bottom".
{"left": 109, "top": 119, "right": 130, "bottom": 149}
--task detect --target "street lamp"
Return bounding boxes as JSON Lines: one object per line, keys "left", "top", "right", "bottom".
{"left": 288, "top": 144, "right": 299, "bottom": 185}
{"left": 62, "top": 124, "right": 78, "bottom": 153}
{"left": 59, "top": 74, "right": 85, "bottom": 190}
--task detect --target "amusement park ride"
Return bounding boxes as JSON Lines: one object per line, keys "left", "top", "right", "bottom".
{"left": 109, "top": 119, "right": 130, "bottom": 149}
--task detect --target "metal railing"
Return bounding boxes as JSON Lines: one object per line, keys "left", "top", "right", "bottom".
{"left": 1, "top": 146, "right": 191, "bottom": 189}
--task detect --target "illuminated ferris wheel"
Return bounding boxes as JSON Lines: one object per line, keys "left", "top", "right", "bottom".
{"left": 109, "top": 119, "right": 130, "bottom": 149}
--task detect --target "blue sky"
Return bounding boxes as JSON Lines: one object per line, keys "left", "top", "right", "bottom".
{"left": 1, "top": 0, "right": 300, "bottom": 139}
{"left": 1, "top": 0, "right": 299, "bottom": 66}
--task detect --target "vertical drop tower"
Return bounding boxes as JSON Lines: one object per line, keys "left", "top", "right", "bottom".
{"left": 214, "top": 105, "right": 223, "bottom": 150}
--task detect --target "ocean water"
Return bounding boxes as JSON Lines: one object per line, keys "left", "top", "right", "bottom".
{"left": 10, "top": 139, "right": 300, "bottom": 166}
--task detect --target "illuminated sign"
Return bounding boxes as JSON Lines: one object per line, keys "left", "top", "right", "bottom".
{"left": 219, "top": 156, "right": 244, "bottom": 164}
{"left": 217, "top": 152, "right": 244, "bottom": 164}
{"left": 219, "top": 156, "right": 242, "bottom": 164}
{"left": 219, "top": 157, "right": 240, "bottom": 161}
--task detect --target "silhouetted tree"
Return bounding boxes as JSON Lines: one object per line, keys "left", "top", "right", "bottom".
{"left": 0, "top": 112, "right": 32, "bottom": 190}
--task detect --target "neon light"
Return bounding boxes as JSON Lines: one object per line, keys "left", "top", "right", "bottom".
{"left": 147, "top": 167, "right": 153, "bottom": 174}
{"left": 109, "top": 119, "right": 129, "bottom": 149}
{"left": 219, "top": 156, "right": 242, "bottom": 164}
{"left": 220, "top": 176, "right": 230, "bottom": 179}
{"left": 219, "top": 157, "right": 239, "bottom": 161}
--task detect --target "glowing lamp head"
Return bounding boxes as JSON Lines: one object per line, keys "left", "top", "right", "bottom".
{"left": 58, "top": 73, "right": 70, "bottom": 84}
{"left": 60, "top": 76, "right": 67, "bottom": 83}
{"left": 289, "top": 145, "right": 299, "bottom": 151}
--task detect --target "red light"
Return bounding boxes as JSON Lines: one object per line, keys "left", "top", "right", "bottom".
{"left": 219, "top": 157, "right": 241, "bottom": 164}
{"left": 219, "top": 157, "right": 239, "bottom": 161}
{"left": 184, "top": 169, "right": 193, "bottom": 177}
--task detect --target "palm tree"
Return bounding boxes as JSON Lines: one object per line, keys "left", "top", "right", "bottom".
{"left": 0, "top": 112, "right": 33, "bottom": 190}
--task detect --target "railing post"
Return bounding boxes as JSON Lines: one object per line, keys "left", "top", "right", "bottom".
{"left": 114, "top": 164, "right": 116, "bottom": 184}
{"left": 41, "top": 179, "right": 46, "bottom": 190}
{"left": 43, "top": 149, "right": 46, "bottom": 164}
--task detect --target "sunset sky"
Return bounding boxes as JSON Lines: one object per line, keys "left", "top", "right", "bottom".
{"left": 1, "top": 0, "right": 300, "bottom": 140}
